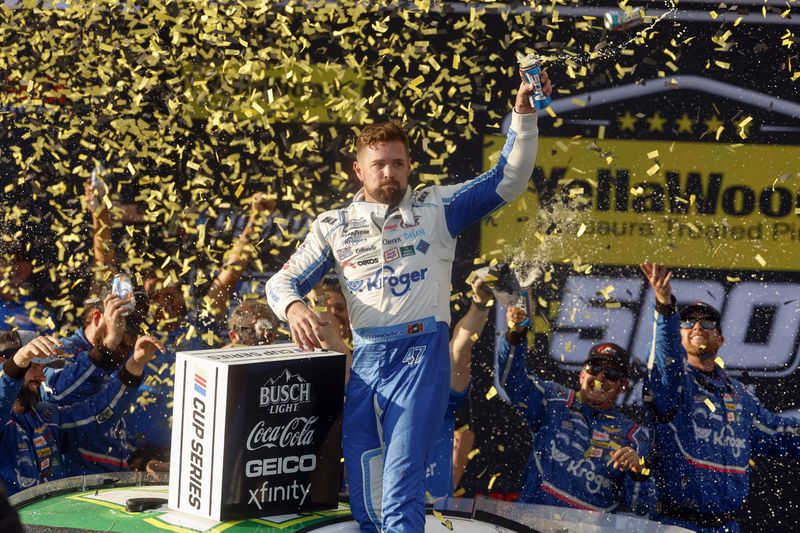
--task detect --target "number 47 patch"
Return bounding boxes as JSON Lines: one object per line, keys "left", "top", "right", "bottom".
{"left": 402, "top": 346, "right": 426, "bottom": 365}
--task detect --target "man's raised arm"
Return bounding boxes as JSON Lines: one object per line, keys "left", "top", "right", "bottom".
{"left": 440, "top": 75, "right": 551, "bottom": 238}
{"left": 641, "top": 261, "right": 685, "bottom": 418}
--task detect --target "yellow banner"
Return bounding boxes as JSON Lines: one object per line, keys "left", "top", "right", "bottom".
{"left": 481, "top": 137, "right": 800, "bottom": 271}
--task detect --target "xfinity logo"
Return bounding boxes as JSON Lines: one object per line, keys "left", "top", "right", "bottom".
{"left": 260, "top": 370, "right": 311, "bottom": 414}
{"left": 346, "top": 266, "right": 428, "bottom": 297}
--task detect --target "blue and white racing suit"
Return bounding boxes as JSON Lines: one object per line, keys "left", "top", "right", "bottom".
{"left": 266, "top": 110, "right": 539, "bottom": 532}
{"left": 645, "top": 304, "right": 800, "bottom": 533}
{"left": 495, "top": 335, "right": 653, "bottom": 514}
{"left": 426, "top": 387, "right": 468, "bottom": 499}
{"left": 0, "top": 356, "right": 143, "bottom": 495}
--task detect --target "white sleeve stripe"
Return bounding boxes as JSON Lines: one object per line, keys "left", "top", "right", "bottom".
{"left": 53, "top": 364, "right": 97, "bottom": 401}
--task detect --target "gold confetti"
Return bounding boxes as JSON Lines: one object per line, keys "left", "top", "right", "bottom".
{"left": 755, "top": 254, "right": 767, "bottom": 267}
{"left": 432, "top": 510, "right": 453, "bottom": 531}
{"left": 467, "top": 448, "right": 480, "bottom": 460}
{"left": 485, "top": 386, "right": 498, "bottom": 400}
{"left": 704, "top": 398, "right": 716, "bottom": 412}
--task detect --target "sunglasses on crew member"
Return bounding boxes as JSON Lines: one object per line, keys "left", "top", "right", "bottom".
{"left": 584, "top": 362, "right": 626, "bottom": 383}
{"left": 679, "top": 318, "right": 718, "bottom": 330}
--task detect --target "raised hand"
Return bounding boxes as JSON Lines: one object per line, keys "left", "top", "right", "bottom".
{"left": 515, "top": 70, "right": 552, "bottom": 114}
{"left": 125, "top": 336, "right": 164, "bottom": 377}
{"left": 12, "top": 335, "right": 70, "bottom": 367}
{"left": 640, "top": 261, "right": 673, "bottom": 305}
{"left": 102, "top": 293, "right": 129, "bottom": 350}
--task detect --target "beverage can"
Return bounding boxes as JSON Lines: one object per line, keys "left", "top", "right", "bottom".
{"left": 517, "top": 52, "right": 552, "bottom": 111}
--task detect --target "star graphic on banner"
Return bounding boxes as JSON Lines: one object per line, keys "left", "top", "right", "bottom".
{"left": 675, "top": 113, "right": 694, "bottom": 134}
{"left": 703, "top": 114, "right": 725, "bottom": 134}
{"left": 646, "top": 112, "right": 667, "bottom": 132}
{"left": 618, "top": 111, "right": 638, "bottom": 131}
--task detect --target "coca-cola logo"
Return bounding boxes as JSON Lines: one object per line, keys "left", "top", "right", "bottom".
{"left": 246, "top": 416, "right": 318, "bottom": 451}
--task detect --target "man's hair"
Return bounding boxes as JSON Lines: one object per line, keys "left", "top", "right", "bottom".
{"left": 229, "top": 300, "right": 276, "bottom": 333}
{"left": 322, "top": 276, "right": 342, "bottom": 294}
{"left": 355, "top": 121, "right": 410, "bottom": 157}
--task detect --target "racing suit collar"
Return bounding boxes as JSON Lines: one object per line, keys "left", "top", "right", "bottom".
{"left": 689, "top": 364, "right": 732, "bottom": 393}
{"left": 352, "top": 187, "right": 416, "bottom": 227}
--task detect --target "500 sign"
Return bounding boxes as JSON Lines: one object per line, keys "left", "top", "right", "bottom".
{"left": 546, "top": 272, "right": 800, "bottom": 378}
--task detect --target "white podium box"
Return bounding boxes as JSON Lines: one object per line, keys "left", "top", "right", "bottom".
{"left": 168, "top": 344, "right": 345, "bottom": 521}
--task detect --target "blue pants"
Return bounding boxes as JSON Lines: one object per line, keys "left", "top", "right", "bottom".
{"left": 344, "top": 320, "right": 450, "bottom": 532}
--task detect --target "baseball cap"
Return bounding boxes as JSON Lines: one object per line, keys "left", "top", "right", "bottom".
{"left": 0, "top": 329, "right": 65, "bottom": 367}
{"left": 680, "top": 301, "right": 722, "bottom": 332}
{"left": 584, "top": 342, "right": 630, "bottom": 376}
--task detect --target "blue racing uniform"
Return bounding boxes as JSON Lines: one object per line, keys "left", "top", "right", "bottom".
{"left": 43, "top": 328, "right": 99, "bottom": 404}
{"left": 266, "top": 111, "right": 540, "bottom": 532}
{"left": 426, "top": 387, "right": 468, "bottom": 498}
{"left": 41, "top": 329, "right": 133, "bottom": 474}
{"left": 496, "top": 335, "right": 653, "bottom": 514}
{"left": 645, "top": 304, "right": 800, "bottom": 533}
{"left": 0, "top": 357, "right": 143, "bottom": 495}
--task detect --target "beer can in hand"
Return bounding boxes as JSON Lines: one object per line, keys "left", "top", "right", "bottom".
{"left": 518, "top": 53, "right": 551, "bottom": 111}
{"left": 112, "top": 273, "right": 136, "bottom": 315}
{"left": 604, "top": 8, "right": 646, "bottom": 31}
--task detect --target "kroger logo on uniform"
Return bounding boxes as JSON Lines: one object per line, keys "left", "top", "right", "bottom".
{"left": 345, "top": 265, "right": 428, "bottom": 297}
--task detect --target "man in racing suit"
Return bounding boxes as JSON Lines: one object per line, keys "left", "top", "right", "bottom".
{"left": 0, "top": 332, "right": 162, "bottom": 495}
{"left": 641, "top": 262, "right": 800, "bottom": 532}
{"left": 495, "top": 306, "right": 653, "bottom": 514}
{"left": 266, "top": 74, "right": 550, "bottom": 531}
{"left": 40, "top": 290, "right": 146, "bottom": 475}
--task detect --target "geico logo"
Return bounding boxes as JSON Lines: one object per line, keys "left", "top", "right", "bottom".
{"left": 533, "top": 168, "right": 800, "bottom": 218}
{"left": 550, "top": 275, "right": 800, "bottom": 377}
{"left": 346, "top": 266, "right": 428, "bottom": 297}
{"left": 245, "top": 454, "right": 317, "bottom": 477}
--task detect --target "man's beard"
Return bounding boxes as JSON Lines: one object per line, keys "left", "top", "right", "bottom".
{"left": 18, "top": 386, "right": 40, "bottom": 410}
{"left": 698, "top": 346, "right": 717, "bottom": 361}
{"left": 372, "top": 181, "right": 406, "bottom": 206}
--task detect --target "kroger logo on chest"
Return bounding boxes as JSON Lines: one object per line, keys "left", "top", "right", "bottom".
{"left": 345, "top": 265, "right": 428, "bottom": 297}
